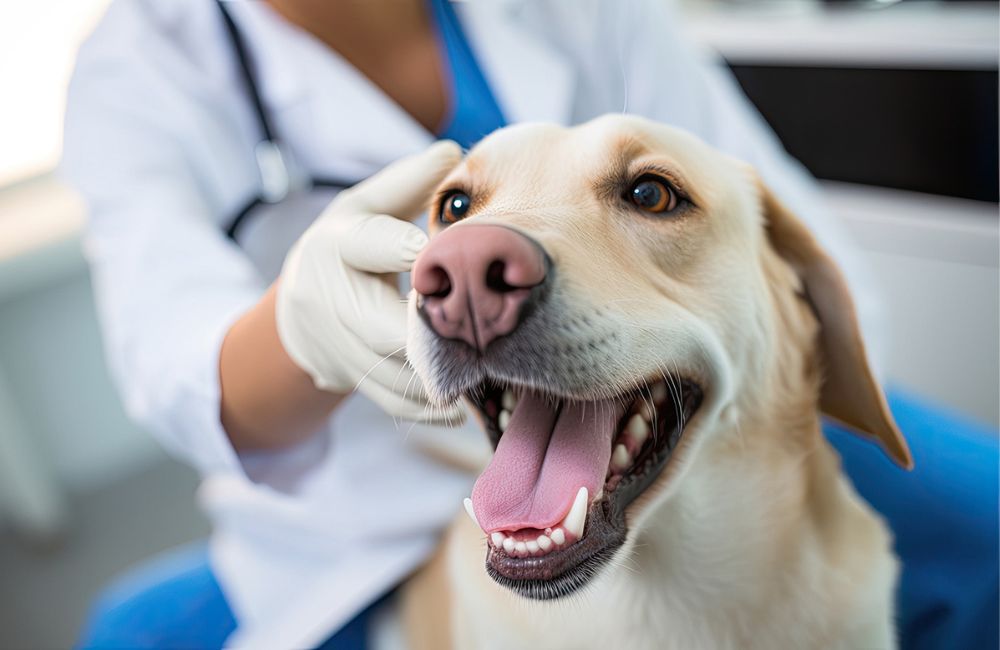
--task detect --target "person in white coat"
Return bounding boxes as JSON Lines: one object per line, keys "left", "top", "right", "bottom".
{"left": 62, "top": 0, "right": 998, "bottom": 648}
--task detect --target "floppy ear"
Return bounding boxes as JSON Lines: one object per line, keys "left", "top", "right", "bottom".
{"left": 759, "top": 179, "right": 913, "bottom": 469}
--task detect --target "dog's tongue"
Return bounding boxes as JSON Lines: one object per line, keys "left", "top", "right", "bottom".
{"left": 470, "top": 393, "right": 624, "bottom": 533}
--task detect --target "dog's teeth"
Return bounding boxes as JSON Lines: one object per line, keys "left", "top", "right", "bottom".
{"left": 551, "top": 528, "right": 566, "bottom": 545}
{"left": 626, "top": 413, "right": 650, "bottom": 446}
{"left": 491, "top": 532, "right": 505, "bottom": 548}
{"left": 463, "top": 498, "right": 481, "bottom": 530}
{"left": 652, "top": 382, "right": 668, "bottom": 405}
{"left": 502, "top": 390, "right": 517, "bottom": 411}
{"left": 611, "top": 444, "right": 630, "bottom": 472}
{"left": 537, "top": 534, "right": 552, "bottom": 551}
{"left": 561, "top": 487, "right": 588, "bottom": 540}
{"left": 502, "top": 536, "right": 516, "bottom": 553}
{"left": 515, "top": 541, "right": 528, "bottom": 554}
{"left": 498, "top": 409, "right": 511, "bottom": 432}
{"left": 526, "top": 540, "right": 540, "bottom": 554}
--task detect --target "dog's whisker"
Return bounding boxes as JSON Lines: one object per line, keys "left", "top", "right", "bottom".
{"left": 402, "top": 418, "right": 419, "bottom": 441}
{"left": 665, "top": 360, "right": 685, "bottom": 430}
{"left": 355, "top": 345, "right": 408, "bottom": 393}
{"left": 401, "top": 366, "right": 422, "bottom": 402}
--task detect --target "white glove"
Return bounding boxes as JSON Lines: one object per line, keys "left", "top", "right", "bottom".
{"left": 275, "top": 141, "right": 463, "bottom": 423}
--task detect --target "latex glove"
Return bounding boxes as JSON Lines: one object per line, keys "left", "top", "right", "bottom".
{"left": 276, "top": 141, "right": 464, "bottom": 424}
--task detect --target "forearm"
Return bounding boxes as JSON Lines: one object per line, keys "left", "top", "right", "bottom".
{"left": 219, "top": 283, "right": 344, "bottom": 450}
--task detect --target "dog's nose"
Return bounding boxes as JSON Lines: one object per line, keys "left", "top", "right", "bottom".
{"left": 413, "top": 224, "right": 549, "bottom": 352}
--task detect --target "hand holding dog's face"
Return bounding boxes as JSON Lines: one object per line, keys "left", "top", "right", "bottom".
{"left": 406, "top": 115, "right": 909, "bottom": 599}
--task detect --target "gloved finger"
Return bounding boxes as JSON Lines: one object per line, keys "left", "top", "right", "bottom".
{"left": 361, "top": 378, "right": 467, "bottom": 425}
{"left": 331, "top": 272, "right": 411, "bottom": 357}
{"left": 341, "top": 214, "right": 428, "bottom": 274}
{"left": 335, "top": 140, "right": 462, "bottom": 221}
{"left": 347, "top": 289, "right": 411, "bottom": 358}
{"left": 355, "top": 356, "right": 462, "bottom": 422}
{"left": 371, "top": 360, "right": 467, "bottom": 425}
{"left": 355, "top": 353, "right": 431, "bottom": 404}
{"left": 346, "top": 338, "right": 467, "bottom": 425}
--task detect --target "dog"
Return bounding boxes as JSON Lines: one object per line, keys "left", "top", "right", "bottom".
{"left": 401, "top": 115, "right": 912, "bottom": 650}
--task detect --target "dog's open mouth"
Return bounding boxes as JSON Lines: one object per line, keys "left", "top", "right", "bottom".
{"left": 462, "top": 376, "right": 703, "bottom": 599}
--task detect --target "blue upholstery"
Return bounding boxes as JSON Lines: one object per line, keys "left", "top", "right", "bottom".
{"left": 76, "top": 543, "right": 384, "bottom": 650}
{"left": 77, "top": 543, "right": 236, "bottom": 649}
{"left": 827, "top": 388, "right": 999, "bottom": 650}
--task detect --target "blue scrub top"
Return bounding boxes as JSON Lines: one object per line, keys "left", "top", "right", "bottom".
{"left": 428, "top": 0, "right": 507, "bottom": 148}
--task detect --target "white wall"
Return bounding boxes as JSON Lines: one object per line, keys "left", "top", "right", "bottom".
{"left": 0, "top": 0, "right": 111, "bottom": 185}
{"left": 829, "top": 181, "right": 999, "bottom": 427}
{"left": 871, "top": 252, "right": 997, "bottom": 425}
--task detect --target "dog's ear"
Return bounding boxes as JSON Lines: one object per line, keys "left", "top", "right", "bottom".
{"left": 758, "top": 178, "right": 913, "bottom": 469}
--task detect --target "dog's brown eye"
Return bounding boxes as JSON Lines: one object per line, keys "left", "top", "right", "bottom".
{"left": 629, "top": 177, "right": 677, "bottom": 214}
{"left": 440, "top": 191, "right": 471, "bottom": 224}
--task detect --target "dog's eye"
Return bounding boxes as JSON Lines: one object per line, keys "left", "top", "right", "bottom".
{"left": 628, "top": 176, "right": 678, "bottom": 214}
{"left": 440, "top": 191, "right": 472, "bottom": 224}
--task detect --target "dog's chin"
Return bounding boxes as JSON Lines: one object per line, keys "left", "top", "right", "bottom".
{"left": 464, "top": 376, "right": 703, "bottom": 600}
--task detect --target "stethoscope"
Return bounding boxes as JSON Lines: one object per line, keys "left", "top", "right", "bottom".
{"left": 215, "top": 0, "right": 356, "bottom": 242}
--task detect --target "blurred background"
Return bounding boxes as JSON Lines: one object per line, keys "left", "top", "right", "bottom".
{"left": 0, "top": 0, "right": 996, "bottom": 647}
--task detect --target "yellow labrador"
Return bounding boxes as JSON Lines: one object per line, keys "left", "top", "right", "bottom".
{"left": 403, "top": 115, "right": 912, "bottom": 650}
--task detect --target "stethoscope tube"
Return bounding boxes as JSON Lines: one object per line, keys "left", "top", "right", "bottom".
{"left": 215, "top": 0, "right": 355, "bottom": 241}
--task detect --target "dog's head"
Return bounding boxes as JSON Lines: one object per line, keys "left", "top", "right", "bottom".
{"left": 406, "top": 115, "right": 911, "bottom": 600}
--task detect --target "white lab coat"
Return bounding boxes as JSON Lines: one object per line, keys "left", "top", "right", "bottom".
{"left": 61, "top": 0, "right": 879, "bottom": 647}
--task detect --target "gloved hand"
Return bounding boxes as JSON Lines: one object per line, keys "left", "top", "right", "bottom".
{"left": 275, "top": 140, "right": 464, "bottom": 423}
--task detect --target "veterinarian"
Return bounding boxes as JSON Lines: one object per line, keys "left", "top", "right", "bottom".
{"left": 63, "top": 0, "right": 997, "bottom": 648}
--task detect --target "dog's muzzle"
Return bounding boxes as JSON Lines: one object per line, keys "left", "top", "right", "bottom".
{"left": 410, "top": 222, "right": 704, "bottom": 600}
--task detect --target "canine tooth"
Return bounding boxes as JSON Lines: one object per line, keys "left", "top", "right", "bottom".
{"left": 515, "top": 541, "right": 527, "bottom": 554}
{"left": 491, "top": 532, "right": 505, "bottom": 548}
{"left": 502, "top": 390, "right": 517, "bottom": 411}
{"left": 626, "top": 413, "right": 650, "bottom": 446}
{"left": 651, "top": 382, "right": 668, "bottom": 405}
{"left": 537, "top": 535, "right": 552, "bottom": 551}
{"left": 498, "top": 409, "right": 511, "bottom": 432}
{"left": 503, "top": 537, "right": 515, "bottom": 553}
{"left": 551, "top": 528, "right": 566, "bottom": 545}
{"left": 526, "top": 540, "right": 540, "bottom": 553}
{"left": 611, "top": 444, "right": 630, "bottom": 472}
{"left": 562, "top": 487, "right": 588, "bottom": 540}
{"left": 463, "top": 498, "right": 481, "bottom": 529}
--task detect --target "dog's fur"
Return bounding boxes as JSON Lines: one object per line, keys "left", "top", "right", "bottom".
{"left": 402, "top": 116, "right": 911, "bottom": 650}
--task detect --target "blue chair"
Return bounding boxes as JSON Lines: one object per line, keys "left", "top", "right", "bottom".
{"left": 80, "top": 389, "right": 998, "bottom": 649}
{"left": 827, "top": 388, "right": 999, "bottom": 650}
{"left": 77, "top": 543, "right": 381, "bottom": 650}
{"left": 77, "top": 543, "right": 236, "bottom": 649}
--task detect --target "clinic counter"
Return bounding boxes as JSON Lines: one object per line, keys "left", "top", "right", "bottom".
{"left": 683, "top": 0, "right": 999, "bottom": 70}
